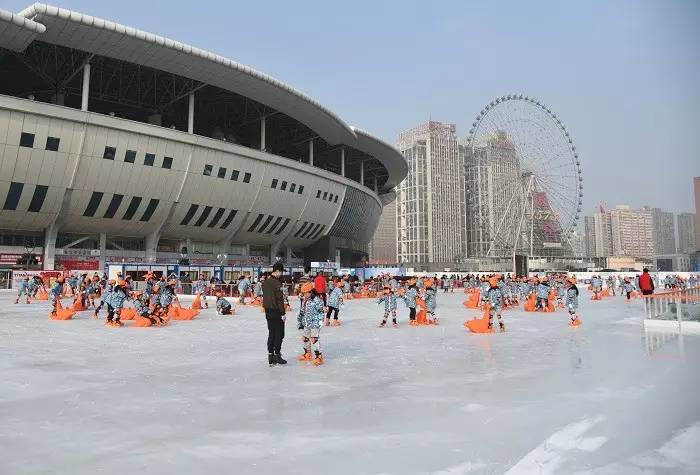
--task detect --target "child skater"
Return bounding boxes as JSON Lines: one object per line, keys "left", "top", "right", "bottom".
{"left": 404, "top": 280, "right": 418, "bottom": 325}
{"left": 106, "top": 278, "right": 129, "bottom": 327}
{"left": 565, "top": 278, "right": 581, "bottom": 326}
{"left": 215, "top": 291, "right": 233, "bottom": 315}
{"left": 93, "top": 278, "right": 114, "bottom": 319}
{"left": 424, "top": 278, "right": 438, "bottom": 324}
{"left": 194, "top": 275, "right": 209, "bottom": 308}
{"left": 325, "top": 281, "right": 344, "bottom": 326}
{"left": 535, "top": 277, "right": 550, "bottom": 311}
{"left": 297, "top": 283, "right": 325, "bottom": 365}
{"left": 159, "top": 278, "right": 178, "bottom": 319}
{"left": 486, "top": 276, "right": 506, "bottom": 331}
{"left": 49, "top": 275, "right": 65, "bottom": 317}
{"left": 622, "top": 277, "right": 635, "bottom": 301}
{"left": 377, "top": 285, "right": 399, "bottom": 327}
{"left": 15, "top": 276, "right": 31, "bottom": 304}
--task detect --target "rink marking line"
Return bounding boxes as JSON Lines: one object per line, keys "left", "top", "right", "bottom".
{"left": 504, "top": 416, "right": 608, "bottom": 474}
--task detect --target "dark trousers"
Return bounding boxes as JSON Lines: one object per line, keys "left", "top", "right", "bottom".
{"left": 409, "top": 307, "right": 416, "bottom": 321}
{"left": 326, "top": 306, "right": 339, "bottom": 320}
{"left": 265, "top": 309, "right": 285, "bottom": 354}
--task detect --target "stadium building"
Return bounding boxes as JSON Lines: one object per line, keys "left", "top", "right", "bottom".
{"left": 0, "top": 4, "right": 406, "bottom": 275}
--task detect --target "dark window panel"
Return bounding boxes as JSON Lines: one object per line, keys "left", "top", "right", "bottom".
{"left": 162, "top": 156, "right": 173, "bottom": 169}
{"left": 231, "top": 170, "right": 239, "bottom": 181}
{"left": 28, "top": 185, "right": 48, "bottom": 212}
{"left": 103, "top": 194, "right": 124, "bottom": 218}
{"left": 316, "top": 190, "right": 322, "bottom": 198}
{"left": 258, "top": 215, "right": 274, "bottom": 233}
{"left": 144, "top": 153, "right": 155, "bottom": 166}
{"left": 140, "top": 198, "right": 160, "bottom": 222}
{"left": 301, "top": 223, "right": 320, "bottom": 239}
{"left": 45, "top": 136, "right": 60, "bottom": 151}
{"left": 83, "top": 191, "right": 104, "bottom": 217}
{"left": 220, "top": 209, "right": 238, "bottom": 229}
{"left": 122, "top": 196, "right": 142, "bottom": 220}
{"left": 294, "top": 221, "right": 309, "bottom": 238}
{"left": 266, "top": 217, "right": 283, "bottom": 234}
{"left": 203, "top": 164, "right": 212, "bottom": 176}
{"left": 280, "top": 181, "right": 287, "bottom": 191}
{"left": 124, "top": 150, "right": 136, "bottom": 163}
{"left": 19, "top": 132, "right": 34, "bottom": 148}
{"left": 180, "top": 204, "right": 199, "bottom": 225}
{"left": 3, "top": 182, "right": 24, "bottom": 210}
{"left": 271, "top": 179, "right": 278, "bottom": 189}
{"left": 208, "top": 207, "right": 226, "bottom": 228}
{"left": 217, "top": 167, "right": 227, "bottom": 178}
{"left": 194, "top": 206, "right": 213, "bottom": 226}
{"left": 275, "top": 218, "right": 291, "bottom": 235}
{"left": 243, "top": 172, "right": 251, "bottom": 183}
{"left": 103, "top": 146, "right": 116, "bottom": 160}
{"left": 298, "top": 185, "right": 304, "bottom": 195}
{"left": 323, "top": 192, "right": 328, "bottom": 200}
{"left": 247, "top": 213, "right": 264, "bottom": 232}
{"left": 329, "top": 193, "right": 334, "bottom": 201}
{"left": 334, "top": 195, "right": 339, "bottom": 203}
{"left": 311, "top": 225, "right": 326, "bottom": 240}
{"left": 290, "top": 183, "right": 296, "bottom": 193}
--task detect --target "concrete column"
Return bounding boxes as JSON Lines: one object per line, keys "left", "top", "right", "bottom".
{"left": 98, "top": 233, "right": 107, "bottom": 270}
{"left": 145, "top": 231, "right": 159, "bottom": 263}
{"left": 260, "top": 117, "right": 266, "bottom": 151}
{"left": 340, "top": 148, "right": 345, "bottom": 177}
{"left": 43, "top": 222, "right": 59, "bottom": 270}
{"left": 360, "top": 160, "right": 365, "bottom": 186}
{"left": 373, "top": 176, "right": 378, "bottom": 193}
{"left": 81, "top": 63, "right": 90, "bottom": 112}
{"left": 309, "top": 139, "right": 314, "bottom": 166}
{"left": 188, "top": 93, "right": 195, "bottom": 134}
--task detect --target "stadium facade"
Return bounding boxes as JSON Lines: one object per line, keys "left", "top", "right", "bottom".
{"left": 0, "top": 4, "right": 406, "bottom": 271}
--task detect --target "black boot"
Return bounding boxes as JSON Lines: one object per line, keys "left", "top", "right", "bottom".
{"left": 274, "top": 353, "right": 287, "bottom": 365}
{"left": 268, "top": 353, "right": 276, "bottom": 366}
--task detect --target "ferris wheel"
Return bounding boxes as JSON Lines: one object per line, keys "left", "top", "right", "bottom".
{"left": 464, "top": 94, "right": 583, "bottom": 257}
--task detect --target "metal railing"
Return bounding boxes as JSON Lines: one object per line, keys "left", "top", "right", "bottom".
{"left": 643, "top": 287, "right": 700, "bottom": 325}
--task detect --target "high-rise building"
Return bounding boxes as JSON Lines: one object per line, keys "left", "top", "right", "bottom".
{"left": 593, "top": 205, "right": 613, "bottom": 257}
{"left": 584, "top": 215, "right": 596, "bottom": 257}
{"left": 368, "top": 200, "right": 397, "bottom": 264}
{"left": 695, "top": 177, "right": 700, "bottom": 251}
{"left": 396, "top": 121, "right": 464, "bottom": 264}
{"left": 677, "top": 212, "right": 697, "bottom": 253}
{"left": 610, "top": 205, "right": 654, "bottom": 258}
{"left": 651, "top": 208, "right": 675, "bottom": 255}
{"left": 569, "top": 230, "right": 585, "bottom": 257}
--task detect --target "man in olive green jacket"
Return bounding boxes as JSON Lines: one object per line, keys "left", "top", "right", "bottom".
{"left": 262, "top": 262, "right": 287, "bottom": 366}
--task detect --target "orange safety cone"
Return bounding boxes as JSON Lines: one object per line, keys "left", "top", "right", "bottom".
{"left": 464, "top": 304, "right": 494, "bottom": 333}
{"left": 50, "top": 299, "right": 76, "bottom": 320}
{"left": 132, "top": 315, "right": 152, "bottom": 327}
{"left": 191, "top": 293, "right": 202, "bottom": 310}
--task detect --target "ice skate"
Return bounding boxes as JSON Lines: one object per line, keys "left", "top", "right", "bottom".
{"left": 324, "top": 318, "right": 330, "bottom": 326}
{"left": 112, "top": 319, "right": 123, "bottom": 327}
{"left": 393, "top": 322, "right": 399, "bottom": 328}
{"left": 379, "top": 321, "right": 387, "bottom": 328}
{"left": 105, "top": 319, "right": 114, "bottom": 327}
{"left": 313, "top": 354, "right": 324, "bottom": 366}
{"left": 298, "top": 351, "right": 312, "bottom": 361}
{"left": 409, "top": 320, "right": 418, "bottom": 326}
{"left": 205, "top": 302, "right": 209, "bottom": 309}
{"left": 268, "top": 353, "right": 276, "bottom": 366}
{"left": 570, "top": 316, "right": 582, "bottom": 327}
{"left": 274, "top": 354, "right": 287, "bottom": 365}
{"left": 13, "top": 298, "right": 19, "bottom": 304}
{"left": 499, "top": 322, "right": 506, "bottom": 332}
{"left": 331, "top": 319, "right": 341, "bottom": 326}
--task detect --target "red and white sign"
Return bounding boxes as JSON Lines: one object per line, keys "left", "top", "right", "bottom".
{"left": 0, "top": 253, "right": 42, "bottom": 265}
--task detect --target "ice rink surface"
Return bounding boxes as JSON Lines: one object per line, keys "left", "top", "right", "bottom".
{"left": 1, "top": 289, "right": 698, "bottom": 475}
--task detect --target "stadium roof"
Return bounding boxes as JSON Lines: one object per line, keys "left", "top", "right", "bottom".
{"left": 6, "top": 3, "right": 407, "bottom": 188}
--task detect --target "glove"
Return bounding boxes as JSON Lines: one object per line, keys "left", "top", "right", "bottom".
{"left": 298, "top": 323, "right": 304, "bottom": 330}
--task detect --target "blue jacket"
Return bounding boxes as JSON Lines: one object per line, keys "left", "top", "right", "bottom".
{"left": 424, "top": 288, "right": 437, "bottom": 311}
{"left": 216, "top": 297, "right": 232, "bottom": 313}
{"left": 298, "top": 296, "right": 324, "bottom": 329}
{"left": 377, "top": 293, "right": 398, "bottom": 312}
{"left": 402, "top": 288, "right": 418, "bottom": 308}
{"left": 536, "top": 283, "right": 550, "bottom": 299}
{"left": 111, "top": 285, "right": 128, "bottom": 310}
{"left": 566, "top": 286, "right": 579, "bottom": 308}
{"left": 486, "top": 287, "right": 503, "bottom": 308}
{"left": 328, "top": 287, "right": 343, "bottom": 308}
{"left": 160, "top": 286, "right": 175, "bottom": 306}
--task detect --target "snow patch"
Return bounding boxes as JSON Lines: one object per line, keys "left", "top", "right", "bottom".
{"left": 430, "top": 461, "right": 487, "bottom": 474}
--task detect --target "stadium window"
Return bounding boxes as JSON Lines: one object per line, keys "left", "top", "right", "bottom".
{"left": 28, "top": 185, "right": 48, "bottom": 212}
{"left": 231, "top": 169, "right": 240, "bottom": 181}
{"left": 19, "top": 132, "right": 34, "bottom": 148}
{"left": 144, "top": 153, "right": 155, "bottom": 166}
{"left": 140, "top": 198, "right": 160, "bottom": 222}
{"left": 290, "top": 183, "right": 296, "bottom": 193}
{"left": 316, "top": 190, "right": 322, "bottom": 198}
{"left": 180, "top": 204, "right": 199, "bottom": 225}
{"left": 247, "top": 213, "right": 264, "bottom": 232}
{"left": 124, "top": 150, "right": 136, "bottom": 163}
{"left": 298, "top": 185, "right": 304, "bottom": 195}
{"left": 220, "top": 209, "right": 238, "bottom": 229}
{"left": 266, "top": 217, "right": 283, "bottom": 234}
{"left": 280, "top": 181, "right": 287, "bottom": 191}
{"left": 258, "top": 215, "right": 274, "bottom": 233}
{"left": 275, "top": 218, "right": 291, "bottom": 235}
{"left": 323, "top": 191, "right": 328, "bottom": 200}
{"left": 243, "top": 172, "right": 251, "bottom": 183}
{"left": 194, "top": 206, "right": 213, "bottom": 226}
{"left": 334, "top": 195, "right": 339, "bottom": 203}
{"left": 271, "top": 179, "right": 278, "bottom": 189}
{"left": 45, "top": 136, "right": 60, "bottom": 151}
{"left": 122, "top": 196, "right": 142, "bottom": 220}
{"left": 208, "top": 207, "right": 226, "bottom": 228}
{"left": 162, "top": 157, "right": 173, "bottom": 169}
{"left": 83, "top": 191, "right": 104, "bottom": 217}
{"left": 203, "top": 164, "right": 212, "bottom": 176}
{"left": 217, "top": 167, "right": 227, "bottom": 178}
{"left": 328, "top": 193, "right": 333, "bottom": 201}
{"left": 3, "top": 182, "right": 24, "bottom": 210}
{"left": 103, "top": 146, "right": 116, "bottom": 160}
{"left": 103, "top": 194, "right": 124, "bottom": 218}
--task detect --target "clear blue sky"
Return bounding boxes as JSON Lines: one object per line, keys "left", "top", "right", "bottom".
{"left": 6, "top": 0, "right": 699, "bottom": 214}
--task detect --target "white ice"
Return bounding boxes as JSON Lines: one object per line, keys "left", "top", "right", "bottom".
{"left": 0, "top": 288, "right": 698, "bottom": 474}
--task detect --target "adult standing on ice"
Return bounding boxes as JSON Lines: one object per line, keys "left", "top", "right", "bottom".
{"left": 263, "top": 262, "right": 287, "bottom": 366}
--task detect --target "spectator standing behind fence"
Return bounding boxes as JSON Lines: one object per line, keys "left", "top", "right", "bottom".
{"left": 263, "top": 262, "right": 287, "bottom": 366}
{"left": 639, "top": 268, "right": 654, "bottom": 296}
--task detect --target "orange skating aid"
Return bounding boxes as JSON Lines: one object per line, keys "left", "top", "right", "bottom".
{"left": 132, "top": 315, "right": 152, "bottom": 327}
{"left": 464, "top": 304, "right": 494, "bottom": 333}
{"left": 524, "top": 294, "right": 537, "bottom": 312}
{"left": 297, "top": 351, "right": 312, "bottom": 361}
{"left": 49, "top": 300, "right": 76, "bottom": 320}
{"left": 120, "top": 307, "right": 136, "bottom": 320}
{"left": 463, "top": 290, "right": 481, "bottom": 309}
{"left": 191, "top": 293, "right": 202, "bottom": 310}
{"left": 36, "top": 288, "right": 49, "bottom": 300}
